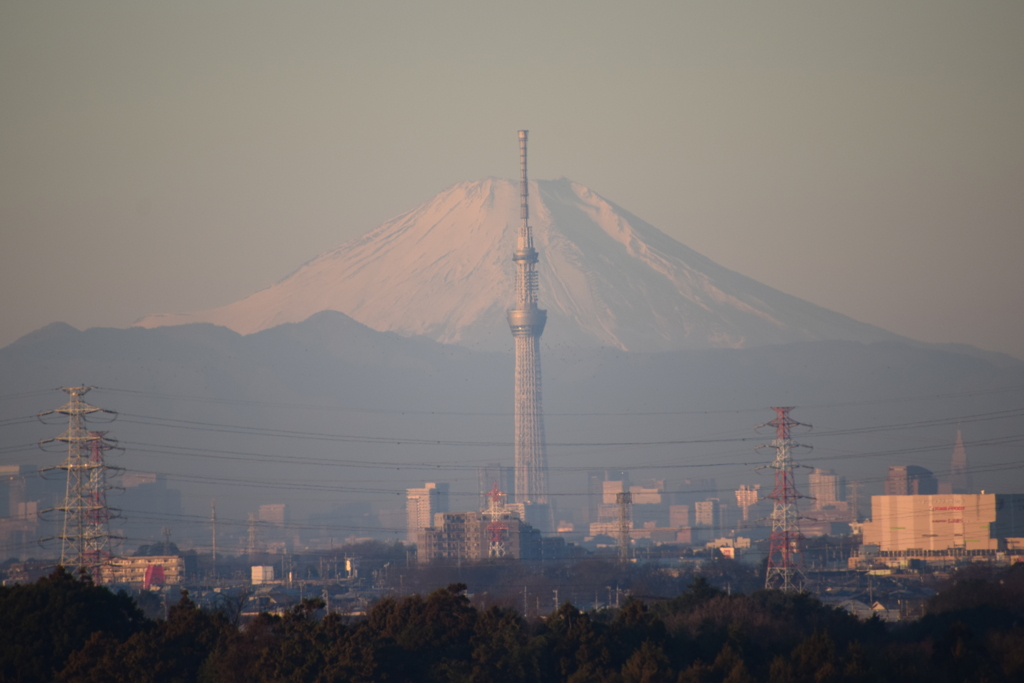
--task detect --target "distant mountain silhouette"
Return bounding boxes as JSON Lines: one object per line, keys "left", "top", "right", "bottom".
{"left": 3, "top": 317, "right": 1020, "bottom": 513}
{"left": 135, "top": 178, "right": 901, "bottom": 352}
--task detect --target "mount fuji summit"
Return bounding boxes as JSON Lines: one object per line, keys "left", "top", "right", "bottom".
{"left": 136, "top": 178, "right": 898, "bottom": 352}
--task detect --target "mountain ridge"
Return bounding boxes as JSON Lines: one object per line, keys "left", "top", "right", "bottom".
{"left": 135, "top": 178, "right": 903, "bottom": 352}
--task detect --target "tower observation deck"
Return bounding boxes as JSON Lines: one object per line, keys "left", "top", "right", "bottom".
{"left": 508, "top": 130, "right": 549, "bottom": 506}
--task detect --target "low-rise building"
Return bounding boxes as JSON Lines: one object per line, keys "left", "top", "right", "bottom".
{"left": 856, "top": 493, "right": 1024, "bottom": 567}
{"left": 251, "top": 565, "right": 275, "bottom": 585}
{"left": 420, "top": 510, "right": 540, "bottom": 563}
{"left": 105, "top": 555, "right": 184, "bottom": 587}
{"left": 419, "top": 485, "right": 550, "bottom": 563}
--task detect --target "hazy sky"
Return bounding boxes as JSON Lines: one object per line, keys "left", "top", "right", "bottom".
{"left": 2, "top": 1, "right": 1022, "bottom": 358}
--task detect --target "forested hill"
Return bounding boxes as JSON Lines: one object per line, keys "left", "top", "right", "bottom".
{"left": 2, "top": 567, "right": 1024, "bottom": 682}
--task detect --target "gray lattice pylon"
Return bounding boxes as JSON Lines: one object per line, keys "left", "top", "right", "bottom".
{"left": 39, "top": 386, "right": 121, "bottom": 580}
{"left": 758, "top": 407, "right": 810, "bottom": 592}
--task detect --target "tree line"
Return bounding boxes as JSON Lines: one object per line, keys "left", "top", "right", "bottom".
{"left": 2, "top": 564, "right": 1023, "bottom": 682}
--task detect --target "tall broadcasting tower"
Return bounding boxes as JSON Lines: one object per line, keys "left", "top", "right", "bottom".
{"left": 508, "top": 130, "right": 549, "bottom": 505}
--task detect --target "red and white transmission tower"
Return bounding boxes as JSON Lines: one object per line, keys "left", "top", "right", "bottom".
{"left": 757, "top": 406, "right": 810, "bottom": 592}
{"left": 39, "top": 386, "right": 122, "bottom": 580}
{"left": 483, "top": 482, "right": 509, "bottom": 558}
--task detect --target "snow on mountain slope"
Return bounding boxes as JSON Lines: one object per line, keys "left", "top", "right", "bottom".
{"left": 135, "top": 178, "right": 899, "bottom": 352}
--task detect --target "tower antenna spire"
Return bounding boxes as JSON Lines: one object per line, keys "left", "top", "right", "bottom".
{"left": 518, "top": 131, "right": 531, "bottom": 255}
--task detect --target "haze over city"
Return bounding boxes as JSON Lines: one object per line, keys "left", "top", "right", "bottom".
{"left": 2, "top": 0, "right": 1023, "bottom": 546}
{"left": 5, "top": 9, "right": 1024, "bottom": 677}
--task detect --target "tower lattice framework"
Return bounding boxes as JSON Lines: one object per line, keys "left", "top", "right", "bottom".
{"left": 39, "top": 386, "right": 122, "bottom": 580}
{"left": 483, "top": 482, "right": 509, "bottom": 558}
{"left": 507, "top": 130, "right": 549, "bottom": 505}
{"left": 759, "top": 406, "right": 810, "bottom": 592}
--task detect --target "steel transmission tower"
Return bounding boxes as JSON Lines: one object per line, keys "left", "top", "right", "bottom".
{"left": 483, "top": 482, "right": 509, "bottom": 558}
{"left": 507, "top": 130, "right": 549, "bottom": 505}
{"left": 758, "top": 407, "right": 810, "bottom": 592}
{"left": 39, "top": 386, "right": 122, "bottom": 580}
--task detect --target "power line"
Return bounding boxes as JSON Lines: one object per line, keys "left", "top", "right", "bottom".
{"left": 86, "top": 382, "right": 1024, "bottom": 416}
{"left": 96, "top": 404, "right": 1024, "bottom": 450}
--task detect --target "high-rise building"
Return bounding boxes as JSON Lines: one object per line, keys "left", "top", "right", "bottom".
{"left": 602, "top": 480, "right": 627, "bottom": 505}
{"left": 258, "top": 504, "right": 288, "bottom": 527}
{"left": 949, "top": 430, "right": 972, "bottom": 494}
{"left": 669, "top": 505, "right": 690, "bottom": 527}
{"left": 804, "top": 468, "right": 853, "bottom": 528}
{"left": 884, "top": 466, "right": 938, "bottom": 496}
{"left": 629, "top": 481, "right": 668, "bottom": 527}
{"left": 115, "top": 472, "right": 183, "bottom": 548}
{"left": 808, "top": 469, "right": 846, "bottom": 509}
{"left": 669, "top": 478, "right": 717, "bottom": 507}
{"left": 0, "top": 465, "right": 26, "bottom": 518}
{"left": 630, "top": 481, "right": 664, "bottom": 505}
{"left": 694, "top": 499, "right": 720, "bottom": 529}
{"left": 587, "top": 470, "right": 629, "bottom": 522}
{"left": 406, "top": 482, "right": 449, "bottom": 544}
{"left": 256, "top": 503, "right": 298, "bottom": 552}
{"left": 0, "top": 465, "right": 38, "bottom": 561}
{"left": 734, "top": 484, "right": 761, "bottom": 522}
{"left": 508, "top": 131, "right": 549, "bottom": 509}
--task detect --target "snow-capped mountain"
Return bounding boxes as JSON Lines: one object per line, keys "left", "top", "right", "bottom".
{"left": 136, "top": 178, "right": 898, "bottom": 352}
